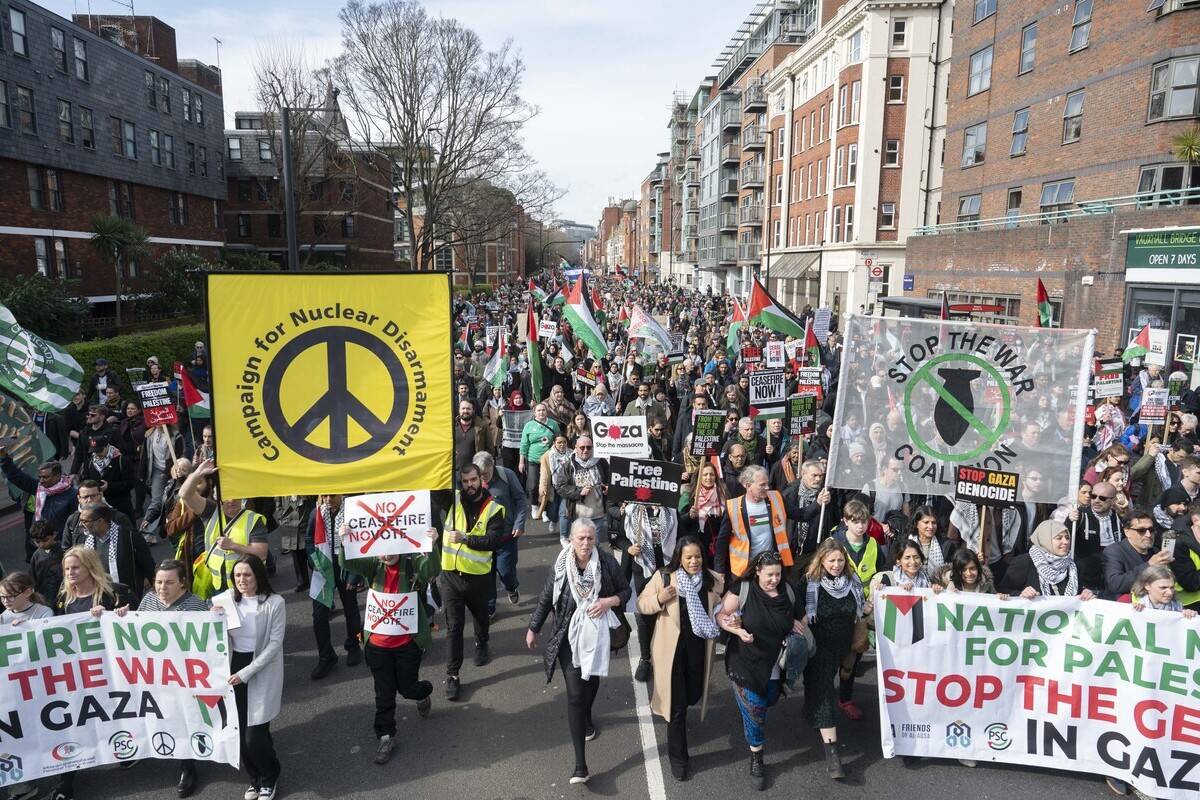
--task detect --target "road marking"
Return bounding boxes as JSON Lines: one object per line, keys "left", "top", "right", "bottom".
{"left": 624, "top": 613, "right": 666, "bottom": 800}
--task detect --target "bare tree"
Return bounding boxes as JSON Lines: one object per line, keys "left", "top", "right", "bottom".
{"left": 331, "top": 0, "right": 548, "bottom": 270}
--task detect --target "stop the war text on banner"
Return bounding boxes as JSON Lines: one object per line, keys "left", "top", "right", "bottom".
{"left": 0, "top": 612, "right": 239, "bottom": 782}
{"left": 874, "top": 590, "right": 1200, "bottom": 800}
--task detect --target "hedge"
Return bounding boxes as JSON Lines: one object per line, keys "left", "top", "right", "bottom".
{"left": 65, "top": 324, "right": 207, "bottom": 387}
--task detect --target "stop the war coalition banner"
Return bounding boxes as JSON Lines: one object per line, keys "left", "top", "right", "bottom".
{"left": 0, "top": 613, "right": 239, "bottom": 785}
{"left": 875, "top": 591, "right": 1200, "bottom": 799}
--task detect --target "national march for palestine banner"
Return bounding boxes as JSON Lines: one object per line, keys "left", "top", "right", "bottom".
{"left": 0, "top": 303, "right": 83, "bottom": 412}
{"left": 875, "top": 590, "right": 1200, "bottom": 799}
{"left": 0, "top": 612, "right": 239, "bottom": 783}
{"left": 828, "top": 315, "right": 1094, "bottom": 503}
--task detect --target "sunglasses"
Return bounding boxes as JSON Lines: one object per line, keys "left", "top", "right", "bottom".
{"left": 577, "top": 445, "right": 592, "bottom": 451}
{"left": 1091, "top": 494, "right": 1114, "bottom": 501}
{"left": 1127, "top": 526, "right": 1154, "bottom": 534}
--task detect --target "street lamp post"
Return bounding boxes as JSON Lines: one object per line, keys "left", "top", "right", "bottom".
{"left": 280, "top": 95, "right": 341, "bottom": 272}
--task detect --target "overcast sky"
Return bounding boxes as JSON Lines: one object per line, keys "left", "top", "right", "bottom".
{"left": 44, "top": 0, "right": 751, "bottom": 226}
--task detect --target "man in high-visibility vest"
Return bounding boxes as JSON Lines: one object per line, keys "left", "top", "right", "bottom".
{"left": 716, "top": 464, "right": 812, "bottom": 588}
{"left": 1173, "top": 502, "right": 1200, "bottom": 610}
{"left": 440, "top": 463, "right": 506, "bottom": 702}
{"left": 179, "top": 458, "right": 268, "bottom": 595}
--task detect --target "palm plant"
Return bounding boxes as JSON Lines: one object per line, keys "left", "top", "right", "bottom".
{"left": 89, "top": 214, "right": 149, "bottom": 328}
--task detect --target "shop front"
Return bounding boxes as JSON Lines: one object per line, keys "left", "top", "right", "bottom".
{"left": 1122, "top": 226, "right": 1200, "bottom": 389}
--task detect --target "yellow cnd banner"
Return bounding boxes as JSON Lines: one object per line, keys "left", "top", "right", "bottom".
{"left": 206, "top": 272, "right": 452, "bottom": 497}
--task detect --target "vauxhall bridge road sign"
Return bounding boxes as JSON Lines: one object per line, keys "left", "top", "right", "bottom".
{"left": 207, "top": 273, "right": 453, "bottom": 498}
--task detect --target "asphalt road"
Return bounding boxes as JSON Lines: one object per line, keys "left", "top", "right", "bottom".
{"left": 0, "top": 512, "right": 1112, "bottom": 800}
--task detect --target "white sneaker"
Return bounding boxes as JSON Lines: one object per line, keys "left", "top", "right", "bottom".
{"left": 244, "top": 787, "right": 260, "bottom": 800}
{"left": 541, "top": 512, "right": 550, "bottom": 523}
{"left": 258, "top": 787, "right": 276, "bottom": 800}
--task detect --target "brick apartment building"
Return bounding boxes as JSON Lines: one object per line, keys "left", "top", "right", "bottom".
{"left": 905, "top": 0, "right": 1200, "bottom": 357}
{"left": 0, "top": 2, "right": 225, "bottom": 302}
{"left": 636, "top": 153, "right": 674, "bottom": 283}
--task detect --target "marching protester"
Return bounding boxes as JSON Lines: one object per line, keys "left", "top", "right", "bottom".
{"left": 179, "top": 459, "right": 270, "bottom": 597}
{"left": 636, "top": 535, "right": 723, "bottom": 781}
{"left": 527, "top": 518, "right": 631, "bottom": 785}
{"left": 620, "top": 499, "right": 679, "bottom": 683}
{"left": 538, "top": 433, "right": 573, "bottom": 540}
{"left": 555, "top": 435, "right": 611, "bottom": 544}
{"left": 0, "top": 570, "right": 55, "bottom": 623}
{"left": 307, "top": 494, "right": 364, "bottom": 679}
{"left": 520, "top": 403, "right": 561, "bottom": 501}
{"left": 1103, "top": 509, "right": 1172, "bottom": 598}
{"left": 472, "top": 451, "right": 528, "bottom": 616}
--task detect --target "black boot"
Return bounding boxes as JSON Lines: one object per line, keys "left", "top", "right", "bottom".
{"left": 749, "top": 749, "right": 765, "bottom": 791}
{"left": 824, "top": 741, "right": 845, "bottom": 780}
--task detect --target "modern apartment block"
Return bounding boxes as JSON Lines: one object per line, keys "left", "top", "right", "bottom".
{"left": 636, "top": 152, "right": 674, "bottom": 283}
{"left": 905, "top": 0, "right": 1200, "bottom": 355}
{"left": 0, "top": 1, "right": 225, "bottom": 302}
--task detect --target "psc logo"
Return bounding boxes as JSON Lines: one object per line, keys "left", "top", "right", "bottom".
{"left": 51, "top": 742, "right": 83, "bottom": 762}
{"left": 946, "top": 720, "right": 972, "bottom": 749}
{"left": 109, "top": 730, "right": 138, "bottom": 761}
{"left": 985, "top": 723, "right": 1011, "bottom": 751}
{"left": 0, "top": 753, "right": 23, "bottom": 786}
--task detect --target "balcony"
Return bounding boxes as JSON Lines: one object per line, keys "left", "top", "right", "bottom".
{"left": 740, "top": 164, "right": 764, "bottom": 187}
{"left": 738, "top": 242, "right": 762, "bottom": 262}
{"left": 686, "top": 143, "right": 700, "bottom": 161}
{"left": 684, "top": 168, "right": 699, "bottom": 186}
{"left": 721, "top": 142, "right": 740, "bottom": 164}
{"left": 743, "top": 83, "right": 766, "bottom": 112}
{"left": 717, "top": 246, "right": 738, "bottom": 263}
{"left": 720, "top": 177, "right": 739, "bottom": 198}
{"left": 719, "top": 211, "right": 738, "bottom": 231}
{"left": 739, "top": 204, "right": 763, "bottom": 225}
{"left": 684, "top": 224, "right": 698, "bottom": 239}
{"left": 721, "top": 108, "right": 742, "bottom": 130}
{"left": 742, "top": 126, "right": 765, "bottom": 151}
{"left": 685, "top": 246, "right": 698, "bottom": 262}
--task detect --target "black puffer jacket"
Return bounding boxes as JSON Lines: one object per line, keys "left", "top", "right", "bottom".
{"left": 528, "top": 547, "right": 631, "bottom": 682}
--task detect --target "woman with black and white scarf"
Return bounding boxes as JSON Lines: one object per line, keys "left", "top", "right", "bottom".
{"left": 527, "top": 518, "right": 631, "bottom": 786}
{"left": 620, "top": 502, "right": 678, "bottom": 684}
{"left": 999, "top": 520, "right": 1097, "bottom": 600}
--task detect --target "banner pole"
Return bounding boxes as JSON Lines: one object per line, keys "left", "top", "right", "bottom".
{"left": 817, "top": 502, "right": 827, "bottom": 543}
{"left": 979, "top": 505, "right": 988, "bottom": 563}
{"left": 1070, "top": 515, "right": 1078, "bottom": 559}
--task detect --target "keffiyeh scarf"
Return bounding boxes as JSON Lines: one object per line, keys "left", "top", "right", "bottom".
{"left": 674, "top": 569, "right": 720, "bottom": 639}
{"left": 1029, "top": 545, "right": 1079, "bottom": 596}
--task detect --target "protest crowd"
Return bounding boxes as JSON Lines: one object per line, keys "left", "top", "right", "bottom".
{"left": 2, "top": 264, "right": 1199, "bottom": 800}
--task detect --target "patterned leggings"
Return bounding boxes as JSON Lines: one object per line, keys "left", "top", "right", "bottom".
{"left": 731, "top": 679, "right": 781, "bottom": 747}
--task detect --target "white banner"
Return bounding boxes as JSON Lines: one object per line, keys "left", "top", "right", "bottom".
{"left": 764, "top": 341, "right": 786, "bottom": 368}
{"left": 538, "top": 320, "right": 558, "bottom": 340}
{"left": 829, "top": 315, "right": 1093, "bottom": 503}
{"left": 364, "top": 590, "right": 419, "bottom": 636}
{"left": 590, "top": 415, "right": 649, "bottom": 459}
{"left": 341, "top": 490, "right": 433, "bottom": 558}
{"left": 876, "top": 590, "right": 1200, "bottom": 799}
{"left": 0, "top": 612, "right": 239, "bottom": 783}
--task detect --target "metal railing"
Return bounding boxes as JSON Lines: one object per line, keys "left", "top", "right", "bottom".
{"left": 743, "top": 84, "right": 766, "bottom": 111}
{"left": 740, "top": 164, "right": 764, "bottom": 185}
{"left": 686, "top": 143, "right": 700, "bottom": 161}
{"left": 721, "top": 108, "right": 742, "bottom": 128}
{"left": 738, "top": 242, "right": 762, "bottom": 260}
{"left": 717, "top": 246, "right": 737, "bottom": 262}
{"left": 720, "top": 177, "right": 739, "bottom": 196}
{"left": 684, "top": 168, "right": 699, "bottom": 185}
{"left": 719, "top": 211, "right": 739, "bottom": 229}
{"left": 721, "top": 142, "right": 740, "bottom": 163}
{"left": 913, "top": 187, "right": 1200, "bottom": 236}
{"left": 742, "top": 126, "right": 765, "bottom": 150}
{"left": 739, "top": 204, "right": 763, "bottom": 224}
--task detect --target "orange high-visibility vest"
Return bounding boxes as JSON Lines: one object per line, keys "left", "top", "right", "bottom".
{"left": 727, "top": 491, "right": 793, "bottom": 578}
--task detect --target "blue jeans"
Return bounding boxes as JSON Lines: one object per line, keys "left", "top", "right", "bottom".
{"left": 556, "top": 498, "right": 570, "bottom": 541}
{"left": 487, "top": 537, "right": 519, "bottom": 611}
{"left": 732, "top": 680, "right": 781, "bottom": 748}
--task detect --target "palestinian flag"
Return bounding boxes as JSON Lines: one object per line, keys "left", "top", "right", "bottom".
{"left": 309, "top": 508, "right": 335, "bottom": 608}
{"left": 548, "top": 282, "right": 568, "bottom": 307}
{"left": 173, "top": 362, "right": 211, "bottom": 419}
{"left": 194, "top": 695, "right": 229, "bottom": 728}
{"left": 483, "top": 328, "right": 507, "bottom": 389}
{"left": 1036, "top": 279, "right": 1053, "bottom": 328}
{"left": 618, "top": 305, "right": 631, "bottom": 327}
{"left": 526, "top": 299, "right": 543, "bottom": 401}
{"left": 456, "top": 327, "right": 471, "bottom": 353}
{"left": 628, "top": 305, "right": 672, "bottom": 353}
{"left": 1123, "top": 325, "right": 1150, "bottom": 363}
{"left": 747, "top": 278, "right": 805, "bottom": 338}
{"left": 562, "top": 278, "right": 608, "bottom": 359}
{"left": 591, "top": 283, "right": 606, "bottom": 325}
{"left": 939, "top": 290, "right": 950, "bottom": 321}
{"left": 528, "top": 279, "right": 547, "bottom": 304}
{"left": 727, "top": 297, "right": 747, "bottom": 353}
{"left": 803, "top": 318, "right": 821, "bottom": 367}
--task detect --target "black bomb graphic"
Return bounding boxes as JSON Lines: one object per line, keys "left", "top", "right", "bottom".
{"left": 934, "top": 367, "right": 981, "bottom": 446}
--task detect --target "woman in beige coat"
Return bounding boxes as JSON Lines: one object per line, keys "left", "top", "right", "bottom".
{"left": 636, "top": 535, "right": 724, "bottom": 782}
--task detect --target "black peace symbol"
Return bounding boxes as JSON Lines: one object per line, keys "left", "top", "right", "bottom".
{"left": 264, "top": 326, "right": 408, "bottom": 464}
{"left": 152, "top": 732, "right": 175, "bottom": 756}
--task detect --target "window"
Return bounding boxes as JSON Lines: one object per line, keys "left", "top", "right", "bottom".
{"left": 805, "top": 214, "right": 812, "bottom": 244}
{"left": 73, "top": 38, "right": 88, "bottom": 80}
{"left": 198, "top": 146, "right": 208, "bottom": 177}
{"left": 838, "top": 85, "right": 848, "bottom": 126}
{"left": 880, "top": 202, "right": 896, "bottom": 229}
{"left": 1137, "top": 163, "right": 1200, "bottom": 206}
{"left": 123, "top": 121, "right": 136, "bottom": 158}
{"left": 212, "top": 200, "right": 220, "bottom": 230}
{"left": 850, "top": 81, "right": 861, "bottom": 123}
{"left": 0, "top": 81, "right": 8, "bottom": 128}
{"left": 10, "top": 9, "right": 27, "bottom": 57}
{"left": 34, "top": 239, "right": 49, "bottom": 277}
{"left": 80, "top": 107, "right": 94, "bottom": 149}
{"left": 969, "top": 47, "right": 993, "bottom": 95}
{"left": 817, "top": 159, "right": 824, "bottom": 195}
{"left": 832, "top": 206, "right": 843, "bottom": 243}
{"left": 267, "top": 215, "right": 282, "bottom": 238}
{"left": 182, "top": 89, "right": 192, "bottom": 123}
{"left": 807, "top": 163, "right": 813, "bottom": 198}
{"left": 53, "top": 239, "right": 67, "bottom": 278}
{"left": 108, "top": 180, "right": 134, "bottom": 219}
{"left": 845, "top": 205, "right": 854, "bottom": 241}
{"left": 1019, "top": 24, "right": 1037, "bottom": 74}
{"left": 150, "top": 130, "right": 162, "bottom": 165}
{"left": 15, "top": 86, "right": 35, "bottom": 134}
{"left": 961, "top": 122, "right": 987, "bottom": 166}
{"left": 892, "top": 18, "right": 908, "bottom": 48}
{"left": 51, "top": 28, "right": 67, "bottom": 72}
{"left": 256, "top": 181, "right": 270, "bottom": 202}
{"left": 434, "top": 247, "right": 453, "bottom": 270}
{"left": 162, "top": 134, "right": 174, "bottom": 168}
{"left": 110, "top": 116, "right": 122, "bottom": 155}
{"left": 195, "top": 96, "right": 204, "bottom": 126}
{"left": 47, "top": 170, "right": 63, "bottom": 212}
{"left": 145, "top": 71, "right": 157, "bottom": 109}
{"left": 973, "top": 0, "right": 996, "bottom": 23}
{"left": 169, "top": 193, "right": 187, "bottom": 226}
{"left": 1070, "top": 0, "right": 1092, "bottom": 52}
{"left": 847, "top": 143, "right": 858, "bottom": 184}
{"left": 57, "top": 100, "right": 73, "bottom": 144}
{"left": 237, "top": 215, "right": 251, "bottom": 237}
{"left": 158, "top": 77, "right": 171, "bottom": 113}
{"left": 1006, "top": 188, "right": 1023, "bottom": 224}
{"left": 884, "top": 139, "right": 900, "bottom": 166}
{"left": 848, "top": 29, "right": 862, "bottom": 62}
{"left": 800, "top": 117, "right": 807, "bottom": 151}
{"left": 1061, "top": 91, "right": 1084, "bottom": 143}
{"left": 1039, "top": 179, "right": 1076, "bottom": 219}
{"left": 774, "top": 174, "right": 784, "bottom": 206}
{"left": 27, "top": 167, "right": 44, "bottom": 210}
{"left": 957, "top": 194, "right": 981, "bottom": 227}
{"left": 187, "top": 142, "right": 196, "bottom": 175}
{"left": 340, "top": 181, "right": 355, "bottom": 203}
{"left": 313, "top": 217, "right": 327, "bottom": 238}
{"left": 1148, "top": 57, "right": 1199, "bottom": 122}
{"left": 236, "top": 181, "right": 252, "bottom": 202}
{"left": 936, "top": 291, "right": 1021, "bottom": 325}
{"left": 773, "top": 219, "right": 782, "bottom": 248}
{"left": 1010, "top": 108, "right": 1030, "bottom": 156}
{"left": 888, "top": 76, "right": 904, "bottom": 103}
{"left": 258, "top": 139, "right": 272, "bottom": 160}
{"left": 227, "top": 138, "right": 242, "bottom": 160}
{"left": 776, "top": 128, "right": 785, "bottom": 159}
{"left": 835, "top": 147, "right": 845, "bottom": 186}
{"left": 126, "top": 258, "right": 138, "bottom": 278}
